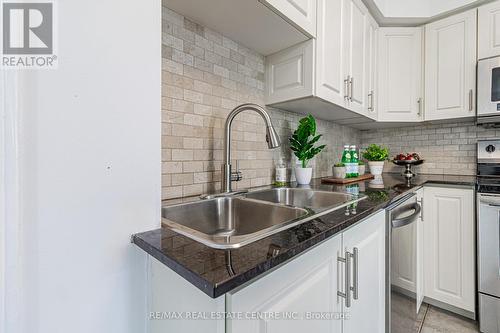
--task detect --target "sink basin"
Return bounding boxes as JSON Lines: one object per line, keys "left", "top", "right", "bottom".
{"left": 162, "top": 197, "right": 309, "bottom": 249}
{"left": 162, "top": 188, "right": 365, "bottom": 249}
{"left": 245, "top": 188, "right": 355, "bottom": 210}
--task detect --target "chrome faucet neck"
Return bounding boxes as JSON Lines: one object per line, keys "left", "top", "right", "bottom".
{"left": 222, "top": 103, "right": 281, "bottom": 193}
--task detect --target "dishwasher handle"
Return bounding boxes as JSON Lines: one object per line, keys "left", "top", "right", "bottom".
{"left": 392, "top": 203, "right": 421, "bottom": 228}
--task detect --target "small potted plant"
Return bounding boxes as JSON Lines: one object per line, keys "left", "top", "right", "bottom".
{"left": 333, "top": 163, "right": 346, "bottom": 179}
{"left": 358, "top": 161, "right": 366, "bottom": 175}
{"left": 362, "top": 144, "right": 389, "bottom": 176}
{"left": 290, "top": 115, "right": 326, "bottom": 185}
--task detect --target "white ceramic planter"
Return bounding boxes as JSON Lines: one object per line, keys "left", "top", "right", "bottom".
{"left": 295, "top": 167, "right": 313, "bottom": 185}
{"left": 333, "top": 166, "right": 346, "bottom": 179}
{"left": 368, "top": 161, "right": 385, "bottom": 176}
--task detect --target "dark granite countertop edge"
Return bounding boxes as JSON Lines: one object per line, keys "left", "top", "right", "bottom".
{"left": 132, "top": 174, "right": 476, "bottom": 298}
{"left": 211, "top": 204, "right": 382, "bottom": 297}
{"left": 132, "top": 233, "right": 217, "bottom": 298}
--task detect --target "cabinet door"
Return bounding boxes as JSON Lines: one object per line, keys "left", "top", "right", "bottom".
{"left": 424, "top": 9, "right": 477, "bottom": 121}
{"left": 478, "top": 0, "right": 500, "bottom": 59}
{"left": 365, "top": 15, "right": 378, "bottom": 120}
{"left": 343, "top": 210, "right": 386, "bottom": 333}
{"left": 423, "top": 186, "right": 475, "bottom": 313}
{"left": 265, "top": 39, "right": 314, "bottom": 105}
{"left": 378, "top": 27, "right": 423, "bottom": 122}
{"left": 227, "top": 234, "right": 343, "bottom": 333}
{"left": 316, "top": 0, "right": 348, "bottom": 107}
{"left": 346, "top": 0, "right": 368, "bottom": 115}
{"left": 416, "top": 188, "right": 424, "bottom": 313}
{"left": 261, "top": 0, "right": 317, "bottom": 37}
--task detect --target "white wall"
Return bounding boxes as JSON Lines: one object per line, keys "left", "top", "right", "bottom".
{"left": 2, "top": 0, "right": 161, "bottom": 332}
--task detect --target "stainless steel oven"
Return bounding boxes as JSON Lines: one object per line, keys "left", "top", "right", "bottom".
{"left": 478, "top": 56, "right": 500, "bottom": 124}
{"left": 477, "top": 139, "right": 500, "bottom": 332}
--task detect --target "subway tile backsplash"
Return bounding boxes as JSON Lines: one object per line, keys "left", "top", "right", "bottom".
{"left": 360, "top": 121, "right": 500, "bottom": 176}
{"left": 161, "top": 6, "right": 359, "bottom": 200}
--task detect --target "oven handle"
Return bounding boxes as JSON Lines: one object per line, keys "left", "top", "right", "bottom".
{"left": 479, "top": 194, "right": 500, "bottom": 207}
{"left": 392, "top": 203, "right": 421, "bottom": 228}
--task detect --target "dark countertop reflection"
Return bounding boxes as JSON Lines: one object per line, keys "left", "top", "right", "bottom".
{"left": 132, "top": 173, "right": 475, "bottom": 298}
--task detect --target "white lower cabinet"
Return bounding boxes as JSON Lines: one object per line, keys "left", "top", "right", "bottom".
{"left": 342, "top": 210, "right": 386, "bottom": 333}
{"left": 227, "top": 210, "right": 386, "bottom": 333}
{"left": 423, "top": 186, "right": 475, "bottom": 313}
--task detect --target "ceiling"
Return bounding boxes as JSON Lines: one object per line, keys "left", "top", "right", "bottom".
{"left": 363, "top": 0, "right": 494, "bottom": 26}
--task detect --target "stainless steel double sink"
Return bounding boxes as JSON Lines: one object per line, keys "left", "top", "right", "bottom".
{"left": 162, "top": 188, "right": 364, "bottom": 249}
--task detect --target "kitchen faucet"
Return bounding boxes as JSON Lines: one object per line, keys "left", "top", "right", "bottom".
{"left": 221, "top": 103, "right": 281, "bottom": 194}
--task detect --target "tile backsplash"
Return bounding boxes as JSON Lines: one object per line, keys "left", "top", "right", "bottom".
{"left": 360, "top": 121, "right": 500, "bottom": 175}
{"left": 161, "top": 6, "right": 359, "bottom": 200}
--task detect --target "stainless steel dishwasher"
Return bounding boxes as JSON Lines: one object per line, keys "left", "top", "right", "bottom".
{"left": 385, "top": 192, "right": 423, "bottom": 333}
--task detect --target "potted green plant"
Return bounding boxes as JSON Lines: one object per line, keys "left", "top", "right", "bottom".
{"left": 362, "top": 144, "right": 389, "bottom": 176}
{"left": 290, "top": 115, "right": 326, "bottom": 184}
{"left": 333, "top": 162, "right": 346, "bottom": 179}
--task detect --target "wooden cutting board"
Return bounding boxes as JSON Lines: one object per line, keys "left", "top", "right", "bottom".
{"left": 321, "top": 173, "right": 375, "bottom": 184}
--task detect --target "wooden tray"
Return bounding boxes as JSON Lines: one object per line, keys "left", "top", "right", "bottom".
{"left": 321, "top": 173, "right": 375, "bottom": 184}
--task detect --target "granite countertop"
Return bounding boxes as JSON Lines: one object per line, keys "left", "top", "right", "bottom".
{"left": 132, "top": 173, "right": 475, "bottom": 298}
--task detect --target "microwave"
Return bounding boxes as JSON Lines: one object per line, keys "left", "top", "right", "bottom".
{"left": 478, "top": 56, "right": 500, "bottom": 124}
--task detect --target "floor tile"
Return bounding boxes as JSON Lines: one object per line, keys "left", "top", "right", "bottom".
{"left": 391, "top": 291, "right": 428, "bottom": 333}
{"left": 420, "top": 306, "right": 479, "bottom": 333}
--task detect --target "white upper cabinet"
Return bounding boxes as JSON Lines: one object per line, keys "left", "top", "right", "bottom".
{"left": 424, "top": 9, "right": 477, "bottom": 121}
{"left": 266, "top": 39, "right": 314, "bottom": 104}
{"left": 261, "top": 0, "right": 317, "bottom": 38}
{"left": 365, "top": 15, "right": 379, "bottom": 120}
{"left": 316, "top": 0, "right": 348, "bottom": 106}
{"left": 478, "top": 0, "right": 500, "bottom": 59}
{"left": 165, "top": 0, "right": 312, "bottom": 56}
{"left": 345, "top": 0, "right": 370, "bottom": 115}
{"left": 378, "top": 27, "right": 423, "bottom": 122}
{"left": 266, "top": 0, "right": 378, "bottom": 125}
{"left": 423, "top": 186, "right": 475, "bottom": 313}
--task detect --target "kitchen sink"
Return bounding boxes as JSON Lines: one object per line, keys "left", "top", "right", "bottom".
{"left": 245, "top": 188, "right": 355, "bottom": 210}
{"left": 162, "top": 197, "right": 309, "bottom": 249}
{"left": 162, "top": 188, "right": 365, "bottom": 249}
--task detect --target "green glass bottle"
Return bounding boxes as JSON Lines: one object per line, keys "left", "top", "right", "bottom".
{"left": 350, "top": 145, "right": 359, "bottom": 178}
{"left": 341, "top": 145, "right": 351, "bottom": 178}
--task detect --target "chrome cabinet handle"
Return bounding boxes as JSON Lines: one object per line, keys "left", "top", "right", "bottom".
{"left": 337, "top": 251, "right": 352, "bottom": 307}
{"left": 345, "top": 250, "right": 352, "bottom": 307}
{"left": 368, "top": 91, "right": 374, "bottom": 112}
{"left": 351, "top": 247, "right": 359, "bottom": 300}
{"left": 417, "top": 98, "right": 422, "bottom": 117}
{"left": 349, "top": 77, "right": 353, "bottom": 101}
{"left": 469, "top": 89, "right": 473, "bottom": 112}
{"left": 344, "top": 76, "right": 350, "bottom": 100}
{"left": 417, "top": 197, "right": 424, "bottom": 221}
